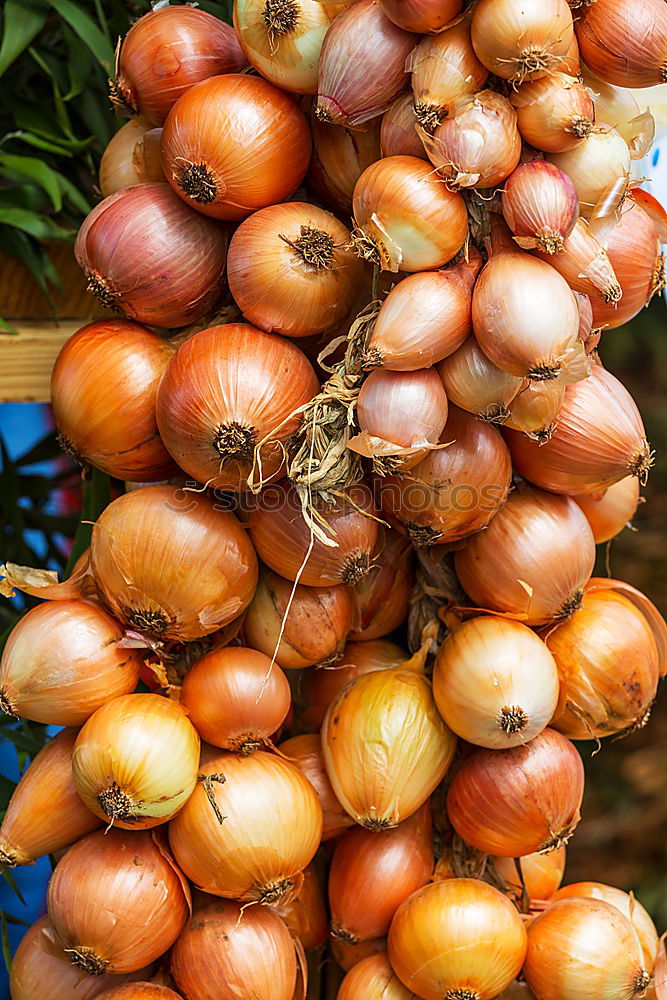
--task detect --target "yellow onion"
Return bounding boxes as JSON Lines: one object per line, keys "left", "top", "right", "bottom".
{"left": 227, "top": 202, "right": 363, "bottom": 337}
{"left": 545, "top": 588, "right": 661, "bottom": 739}
{"left": 454, "top": 482, "right": 596, "bottom": 625}
{"left": 338, "top": 952, "right": 420, "bottom": 1000}
{"left": 493, "top": 848, "right": 566, "bottom": 907}
{"left": 433, "top": 617, "right": 560, "bottom": 749}
{"left": 0, "top": 728, "right": 101, "bottom": 867}
{"left": 243, "top": 568, "right": 354, "bottom": 669}
{"left": 421, "top": 91, "right": 521, "bottom": 190}
{"left": 408, "top": 21, "right": 488, "bottom": 133}
{"left": 321, "top": 668, "right": 456, "bottom": 829}
{"left": 447, "top": 728, "right": 585, "bottom": 856}
{"left": 170, "top": 897, "right": 297, "bottom": 1000}
{"left": 588, "top": 576, "right": 667, "bottom": 680}
{"left": 379, "top": 405, "right": 512, "bottom": 547}
{"left": 502, "top": 161, "right": 579, "bottom": 255}
{"left": 506, "top": 365, "right": 652, "bottom": 495}
{"left": 48, "top": 828, "right": 190, "bottom": 975}
{"left": 561, "top": 30, "right": 581, "bottom": 74}
{"left": 532, "top": 218, "right": 621, "bottom": 304}
{"left": 90, "top": 485, "right": 258, "bottom": 641}
{"left": 365, "top": 251, "right": 479, "bottom": 368}
{"left": 275, "top": 862, "right": 328, "bottom": 952}
{"left": 169, "top": 748, "right": 322, "bottom": 903}
{"left": 575, "top": 0, "right": 667, "bottom": 88}
{"left": 0, "top": 600, "right": 141, "bottom": 726}
{"left": 308, "top": 113, "right": 382, "bottom": 213}
{"left": 301, "top": 639, "right": 407, "bottom": 730}
{"left": 233, "top": 0, "right": 334, "bottom": 94}
{"left": 511, "top": 74, "right": 595, "bottom": 153}
{"left": 89, "top": 987, "right": 178, "bottom": 999}
{"left": 523, "top": 898, "right": 650, "bottom": 1000}
{"left": 279, "top": 733, "right": 355, "bottom": 840}
{"left": 51, "top": 319, "right": 175, "bottom": 482}
{"left": 471, "top": 0, "right": 574, "bottom": 82}
{"left": 380, "top": 0, "right": 462, "bottom": 32}
{"left": 248, "top": 484, "right": 380, "bottom": 587}
{"left": 352, "top": 530, "right": 413, "bottom": 640}
{"left": 548, "top": 125, "right": 631, "bottom": 218}
{"left": 352, "top": 155, "right": 468, "bottom": 272}
{"left": 332, "top": 936, "right": 387, "bottom": 972}
{"left": 504, "top": 381, "right": 566, "bottom": 442}
{"left": 437, "top": 335, "right": 523, "bottom": 424}
{"left": 388, "top": 878, "right": 528, "bottom": 1000}
{"left": 572, "top": 477, "right": 640, "bottom": 543}
{"left": 581, "top": 68, "right": 656, "bottom": 160}
{"left": 316, "top": 0, "right": 417, "bottom": 127}
{"left": 381, "top": 94, "right": 426, "bottom": 159}
{"left": 99, "top": 119, "right": 163, "bottom": 197}
{"left": 330, "top": 805, "right": 434, "bottom": 942}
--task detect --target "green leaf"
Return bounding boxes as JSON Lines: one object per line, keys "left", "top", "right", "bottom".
{"left": 46, "top": 0, "right": 115, "bottom": 71}
{"left": 0, "top": 154, "right": 62, "bottom": 210}
{"left": 65, "top": 467, "right": 111, "bottom": 576}
{"left": 0, "top": 913, "right": 11, "bottom": 975}
{"left": 0, "top": 1, "right": 48, "bottom": 78}
{"left": 57, "top": 172, "right": 90, "bottom": 214}
{"left": 0, "top": 207, "right": 73, "bottom": 240}
{"left": 1, "top": 869, "right": 26, "bottom": 907}
{"left": 0, "top": 228, "right": 58, "bottom": 307}
{"left": 0, "top": 318, "right": 19, "bottom": 335}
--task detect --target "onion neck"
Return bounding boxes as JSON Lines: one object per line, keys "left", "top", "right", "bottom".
{"left": 262, "top": 0, "right": 299, "bottom": 37}
{"left": 350, "top": 224, "right": 383, "bottom": 267}
{"left": 280, "top": 226, "right": 336, "bottom": 270}
{"left": 508, "top": 47, "right": 559, "bottom": 84}
{"left": 257, "top": 876, "right": 297, "bottom": 905}
{"left": 56, "top": 430, "right": 85, "bottom": 467}
{"left": 404, "top": 522, "right": 444, "bottom": 548}
{"left": 65, "top": 946, "right": 109, "bottom": 976}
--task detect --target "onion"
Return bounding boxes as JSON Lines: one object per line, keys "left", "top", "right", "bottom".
{"left": 180, "top": 646, "right": 291, "bottom": 752}
{"left": 330, "top": 805, "right": 433, "bottom": 942}
{"left": 532, "top": 218, "right": 621, "bottom": 305}
{"left": 573, "top": 477, "right": 640, "bottom": 543}
{"left": 88, "top": 987, "right": 178, "bottom": 999}
{"left": 234, "top": 0, "right": 334, "bottom": 94}
{"left": 161, "top": 74, "right": 311, "bottom": 221}
{"left": 380, "top": 0, "right": 462, "bottom": 32}
{"left": 0, "top": 728, "right": 101, "bottom": 867}
{"left": 433, "top": 617, "right": 560, "bottom": 749}
{"left": 321, "top": 668, "right": 456, "bottom": 829}
{"left": 338, "top": 952, "right": 420, "bottom": 1000}
{"left": 471, "top": 0, "right": 574, "bottom": 82}
{"left": 408, "top": 21, "right": 488, "bottom": 133}
{"left": 502, "top": 161, "right": 579, "bottom": 255}
{"left": 333, "top": 936, "right": 388, "bottom": 972}
{"left": 506, "top": 365, "right": 652, "bottom": 494}
{"left": 548, "top": 125, "right": 631, "bottom": 218}
{"left": 352, "top": 530, "right": 413, "bottom": 640}
{"left": 523, "top": 898, "right": 650, "bottom": 1000}
{"left": 309, "top": 113, "right": 382, "bottom": 213}
{"left": 365, "top": 251, "right": 479, "bottom": 368}
{"left": 279, "top": 733, "right": 355, "bottom": 840}
{"left": 576, "top": 293, "right": 599, "bottom": 354}
{"left": 455, "top": 482, "right": 596, "bottom": 625}
{"left": 99, "top": 119, "right": 163, "bottom": 197}
{"left": 248, "top": 484, "right": 380, "bottom": 587}
{"left": 379, "top": 405, "right": 512, "bottom": 547}
{"left": 168, "top": 748, "right": 322, "bottom": 903}
{"left": 493, "top": 848, "right": 566, "bottom": 906}
{"left": 170, "top": 897, "right": 297, "bottom": 1000}
{"left": 48, "top": 828, "right": 190, "bottom": 975}
{"left": 0, "top": 600, "right": 141, "bottom": 725}
{"left": 75, "top": 183, "right": 227, "bottom": 329}
{"left": 155, "top": 323, "right": 318, "bottom": 491}
{"left": 511, "top": 74, "right": 595, "bottom": 153}
{"left": 562, "top": 31, "right": 581, "bottom": 74}
{"left": 315, "top": 0, "right": 417, "bottom": 127}
{"left": 90, "top": 485, "right": 258, "bottom": 641}
{"left": 227, "top": 202, "right": 363, "bottom": 337}
{"left": 437, "top": 335, "right": 523, "bottom": 424}
{"left": 388, "top": 878, "right": 528, "bottom": 1000}
{"left": 504, "top": 380, "right": 566, "bottom": 442}
{"left": 381, "top": 94, "right": 426, "bottom": 159}
{"left": 420, "top": 91, "right": 521, "bottom": 190}
{"left": 581, "top": 70, "right": 656, "bottom": 161}
{"left": 588, "top": 577, "right": 667, "bottom": 680}
{"left": 447, "top": 728, "right": 585, "bottom": 856}
{"left": 575, "top": 0, "right": 667, "bottom": 88}
{"left": 51, "top": 320, "right": 175, "bottom": 481}
{"left": 351, "top": 155, "right": 468, "bottom": 272}
{"left": 275, "top": 862, "right": 328, "bottom": 952}
{"left": 111, "top": 6, "right": 246, "bottom": 125}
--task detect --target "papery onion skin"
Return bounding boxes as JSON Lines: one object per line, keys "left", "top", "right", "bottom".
{"left": 573, "top": 477, "right": 640, "bottom": 544}
{"left": 227, "top": 202, "right": 363, "bottom": 337}
{"left": 502, "top": 161, "right": 579, "bottom": 255}
{"left": 321, "top": 668, "right": 456, "bottom": 829}
{"left": 51, "top": 320, "right": 175, "bottom": 482}
{"left": 99, "top": 119, "right": 164, "bottom": 197}
{"left": 90, "top": 986, "right": 179, "bottom": 999}
{"left": 275, "top": 862, "right": 328, "bottom": 952}
{"left": 455, "top": 483, "right": 596, "bottom": 625}
{"left": 506, "top": 365, "right": 652, "bottom": 495}
{"left": 504, "top": 380, "right": 566, "bottom": 441}
{"left": 48, "top": 828, "right": 190, "bottom": 975}
{"left": 523, "top": 898, "right": 649, "bottom": 1000}
{"left": 548, "top": 125, "right": 631, "bottom": 219}
{"left": 279, "top": 733, "right": 355, "bottom": 840}
{"left": 381, "top": 0, "right": 462, "bottom": 33}
{"left": 168, "top": 748, "right": 322, "bottom": 902}
{"left": 75, "top": 183, "right": 227, "bottom": 329}
{"left": 576, "top": 293, "right": 599, "bottom": 354}
{"left": 162, "top": 74, "right": 311, "bottom": 221}
{"left": 388, "top": 878, "right": 528, "bottom": 1000}
{"left": 531, "top": 218, "right": 621, "bottom": 305}
{"left": 437, "top": 335, "right": 523, "bottom": 424}
{"left": 588, "top": 576, "right": 667, "bottom": 680}
{"left": 381, "top": 94, "right": 426, "bottom": 159}
{"left": 338, "top": 952, "right": 420, "bottom": 1000}
{"left": 316, "top": 0, "right": 417, "bottom": 127}
{"left": 409, "top": 21, "right": 489, "bottom": 132}
{"left": 352, "top": 531, "right": 413, "bottom": 640}
{"left": 433, "top": 617, "right": 560, "bottom": 749}
{"left": 511, "top": 74, "right": 595, "bottom": 154}
{"left": 575, "top": 0, "right": 667, "bottom": 88}
{"left": 493, "top": 848, "right": 566, "bottom": 906}
{"left": 0, "top": 728, "right": 101, "bottom": 867}
{"left": 332, "top": 935, "right": 387, "bottom": 972}
{"left": 471, "top": 0, "right": 574, "bottom": 82}
{"left": 447, "top": 728, "right": 585, "bottom": 857}
{"left": 0, "top": 600, "right": 141, "bottom": 726}
{"left": 309, "top": 114, "right": 382, "bottom": 213}
{"left": 155, "top": 323, "right": 319, "bottom": 490}
{"left": 352, "top": 155, "right": 468, "bottom": 273}
{"left": 90, "top": 485, "right": 258, "bottom": 642}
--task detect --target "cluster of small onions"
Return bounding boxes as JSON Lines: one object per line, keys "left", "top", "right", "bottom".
{"left": 3, "top": 0, "right": 667, "bottom": 997}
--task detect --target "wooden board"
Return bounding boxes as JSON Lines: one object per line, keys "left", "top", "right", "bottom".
{"left": 0, "top": 321, "right": 82, "bottom": 402}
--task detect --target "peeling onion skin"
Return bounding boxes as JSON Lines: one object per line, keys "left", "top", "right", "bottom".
{"left": 548, "top": 125, "right": 631, "bottom": 221}
{"left": 575, "top": 0, "right": 667, "bottom": 89}
{"left": 572, "top": 476, "right": 640, "bottom": 544}
{"left": 338, "top": 952, "right": 420, "bottom": 1000}
{"left": 446, "top": 728, "right": 585, "bottom": 857}
{"left": 309, "top": 113, "right": 382, "bottom": 213}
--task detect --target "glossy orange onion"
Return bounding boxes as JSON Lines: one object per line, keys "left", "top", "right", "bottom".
{"left": 47, "top": 828, "right": 190, "bottom": 975}
{"left": 321, "top": 668, "right": 456, "bottom": 829}
{"left": 437, "top": 335, "right": 523, "bottom": 423}
{"left": 279, "top": 733, "right": 354, "bottom": 840}
{"left": 381, "top": 94, "right": 425, "bottom": 159}
{"left": 309, "top": 113, "right": 382, "bottom": 213}
{"left": 168, "top": 749, "right": 322, "bottom": 903}
{"left": 162, "top": 74, "right": 311, "bottom": 221}
{"left": 89, "top": 986, "right": 179, "bottom": 1000}
{"left": 99, "top": 118, "right": 163, "bottom": 197}
{"left": 275, "top": 862, "right": 328, "bottom": 952}
{"left": 493, "top": 848, "right": 566, "bottom": 906}
{"left": 471, "top": 0, "right": 574, "bottom": 82}
{"left": 155, "top": 323, "right": 318, "bottom": 491}
{"left": 352, "top": 530, "right": 413, "bottom": 640}
{"left": 381, "top": 0, "right": 462, "bottom": 32}
{"left": 447, "top": 728, "right": 585, "bottom": 856}
{"left": 455, "top": 482, "right": 596, "bottom": 625}
{"left": 338, "top": 952, "right": 420, "bottom": 1000}
{"left": 531, "top": 218, "right": 621, "bottom": 304}
{"left": 589, "top": 577, "right": 667, "bottom": 680}
{"left": 504, "top": 380, "right": 566, "bottom": 441}
{"left": 0, "top": 600, "right": 141, "bottom": 726}
{"left": 575, "top": 0, "right": 667, "bottom": 88}
{"left": 573, "top": 477, "right": 640, "bottom": 543}
{"left": 511, "top": 74, "right": 595, "bottom": 153}
{"left": 90, "top": 485, "right": 258, "bottom": 641}
{"left": 409, "top": 20, "right": 488, "bottom": 132}
{"left": 388, "top": 878, "right": 528, "bottom": 1000}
